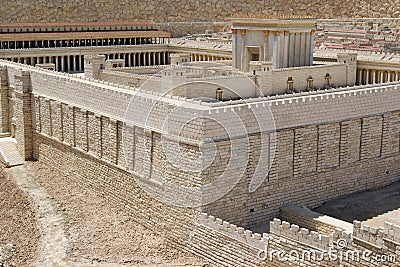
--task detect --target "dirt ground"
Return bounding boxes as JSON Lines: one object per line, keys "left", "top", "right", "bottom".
{"left": 0, "top": 166, "right": 40, "bottom": 267}
{"left": 25, "top": 162, "right": 205, "bottom": 266}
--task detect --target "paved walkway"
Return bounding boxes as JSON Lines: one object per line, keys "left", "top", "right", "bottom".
{"left": 315, "top": 180, "right": 400, "bottom": 224}
{"left": 4, "top": 166, "right": 69, "bottom": 267}
{"left": 363, "top": 207, "right": 400, "bottom": 228}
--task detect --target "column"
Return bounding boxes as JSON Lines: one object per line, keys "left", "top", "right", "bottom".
{"left": 288, "top": 33, "right": 295, "bottom": 67}
{"left": 152, "top": 52, "right": 156, "bottom": 65}
{"left": 133, "top": 53, "right": 137, "bottom": 66}
{"left": 310, "top": 30, "right": 315, "bottom": 66}
{"left": 263, "top": 31, "right": 269, "bottom": 61}
{"left": 55, "top": 56, "right": 58, "bottom": 71}
{"left": 396, "top": 71, "right": 399, "bottom": 81}
{"left": 372, "top": 70, "right": 376, "bottom": 84}
{"left": 295, "top": 33, "right": 301, "bottom": 67}
{"left": 128, "top": 53, "right": 131, "bottom": 67}
{"left": 72, "top": 55, "right": 76, "bottom": 72}
{"left": 358, "top": 69, "right": 363, "bottom": 85}
{"left": 299, "top": 33, "right": 306, "bottom": 66}
{"left": 283, "top": 31, "right": 289, "bottom": 68}
{"left": 272, "top": 31, "right": 281, "bottom": 69}
{"left": 304, "top": 32, "right": 311, "bottom": 66}
{"left": 66, "top": 56, "right": 70, "bottom": 72}
{"left": 77, "top": 55, "right": 81, "bottom": 71}
{"left": 240, "top": 29, "right": 246, "bottom": 71}
{"left": 380, "top": 71, "right": 384, "bottom": 83}
{"left": 61, "top": 56, "right": 65, "bottom": 72}
{"left": 158, "top": 52, "right": 161, "bottom": 65}
{"left": 366, "top": 69, "right": 370, "bottom": 84}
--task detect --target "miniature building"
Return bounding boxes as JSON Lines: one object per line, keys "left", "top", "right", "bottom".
{"left": 170, "top": 53, "right": 191, "bottom": 65}
{"left": 1, "top": 15, "right": 400, "bottom": 267}
{"left": 232, "top": 17, "right": 316, "bottom": 71}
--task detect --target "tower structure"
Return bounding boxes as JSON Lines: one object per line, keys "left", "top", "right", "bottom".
{"left": 232, "top": 17, "right": 317, "bottom": 71}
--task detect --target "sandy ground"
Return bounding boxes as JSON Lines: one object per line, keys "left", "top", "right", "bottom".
{"left": 315, "top": 181, "right": 400, "bottom": 223}
{"left": 0, "top": 166, "right": 40, "bottom": 267}
{"left": 25, "top": 162, "right": 205, "bottom": 266}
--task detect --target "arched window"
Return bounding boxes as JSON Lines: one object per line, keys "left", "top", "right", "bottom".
{"left": 306, "top": 75, "right": 314, "bottom": 90}
{"left": 325, "top": 73, "right": 332, "bottom": 88}
{"left": 216, "top": 88, "right": 223, "bottom": 101}
{"left": 287, "top": 77, "right": 294, "bottom": 92}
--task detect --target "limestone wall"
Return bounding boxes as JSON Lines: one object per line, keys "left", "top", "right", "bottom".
{"left": 279, "top": 205, "right": 353, "bottom": 235}
{"left": 189, "top": 214, "right": 400, "bottom": 266}
{"left": 1, "top": 0, "right": 399, "bottom": 24}
{"left": 98, "top": 70, "right": 149, "bottom": 88}
{"left": 1, "top": 61, "right": 400, "bottom": 266}
{"left": 269, "top": 63, "right": 348, "bottom": 95}
{"left": 3, "top": 59, "right": 400, "bottom": 228}
{"left": 2, "top": 60, "right": 400, "bottom": 266}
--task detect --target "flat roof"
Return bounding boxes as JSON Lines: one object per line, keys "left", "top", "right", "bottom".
{"left": 0, "top": 30, "right": 170, "bottom": 41}
{"left": 231, "top": 17, "right": 317, "bottom": 29}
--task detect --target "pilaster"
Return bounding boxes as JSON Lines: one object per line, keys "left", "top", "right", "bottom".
{"left": 0, "top": 66, "right": 10, "bottom": 133}
{"left": 13, "top": 70, "right": 34, "bottom": 160}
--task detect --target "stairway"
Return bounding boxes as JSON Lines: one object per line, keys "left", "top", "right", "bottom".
{"left": 0, "top": 137, "right": 23, "bottom": 167}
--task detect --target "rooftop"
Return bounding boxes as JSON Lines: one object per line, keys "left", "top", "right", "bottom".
{"left": 0, "top": 30, "right": 170, "bottom": 41}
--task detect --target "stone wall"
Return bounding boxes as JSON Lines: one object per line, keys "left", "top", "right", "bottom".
{"left": 1, "top": 0, "right": 399, "bottom": 25}
{"left": 279, "top": 205, "right": 353, "bottom": 235}
{"left": 188, "top": 213, "right": 400, "bottom": 266}
{"left": 3, "top": 59, "right": 400, "bottom": 265}
{"left": 268, "top": 63, "right": 349, "bottom": 95}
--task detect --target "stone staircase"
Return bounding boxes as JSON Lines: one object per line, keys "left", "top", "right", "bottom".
{"left": 0, "top": 138, "right": 23, "bottom": 167}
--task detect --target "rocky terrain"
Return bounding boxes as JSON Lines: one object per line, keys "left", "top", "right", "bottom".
{"left": 1, "top": 0, "right": 399, "bottom": 24}
{"left": 0, "top": 167, "right": 40, "bottom": 267}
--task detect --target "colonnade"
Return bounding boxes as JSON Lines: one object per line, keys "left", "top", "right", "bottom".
{"left": 357, "top": 68, "right": 400, "bottom": 85}
{"left": 233, "top": 29, "right": 314, "bottom": 71}
{"left": 105, "top": 52, "right": 170, "bottom": 67}
{"left": 190, "top": 54, "right": 230, "bottom": 61}
{"left": 0, "top": 37, "right": 170, "bottom": 50}
{"left": 3, "top": 51, "right": 171, "bottom": 72}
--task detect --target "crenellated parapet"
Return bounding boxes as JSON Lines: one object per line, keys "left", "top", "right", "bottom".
{"left": 197, "top": 212, "right": 267, "bottom": 250}
{"left": 270, "top": 218, "right": 333, "bottom": 251}
{"left": 353, "top": 220, "right": 400, "bottom": 250}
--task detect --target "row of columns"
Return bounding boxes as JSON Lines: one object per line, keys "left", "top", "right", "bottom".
{"left": 233, "top": 29, "right": 314, "bottom": 71}
{"left": 105, "top": 52, "right": 170, "bottom": 67}
{"left": 190, "top": 54, "right": 230, "bottom": 62}
{"left": 0, "top": 37, "right": 170, "bottom": 49}
{"left": 357, "top": 68, "right": 400, "bottom": 85}
{"left": 3, "top": 51, "right": 171, "bottom": 72}
{"left": 5, "top": 55, "right": 85, "bottom": 72}
{"left": 275, "top": 31, "right": 314, "bottom": 69}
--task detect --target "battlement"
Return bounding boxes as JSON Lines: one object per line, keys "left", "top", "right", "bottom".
{"left": 353, "top": 220, "right": 400, "bottom": 248}
{"left": 197, "top": 212, "right": 267, "bottom": 250}
{"left": 273, "top": 62, "right": 345, "bottom": 72}
{"left": 270, "top": 218, "right": 333, "bottom": 250}
{"left": 3, "top": 59, "right": 400, "bottom": 142}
